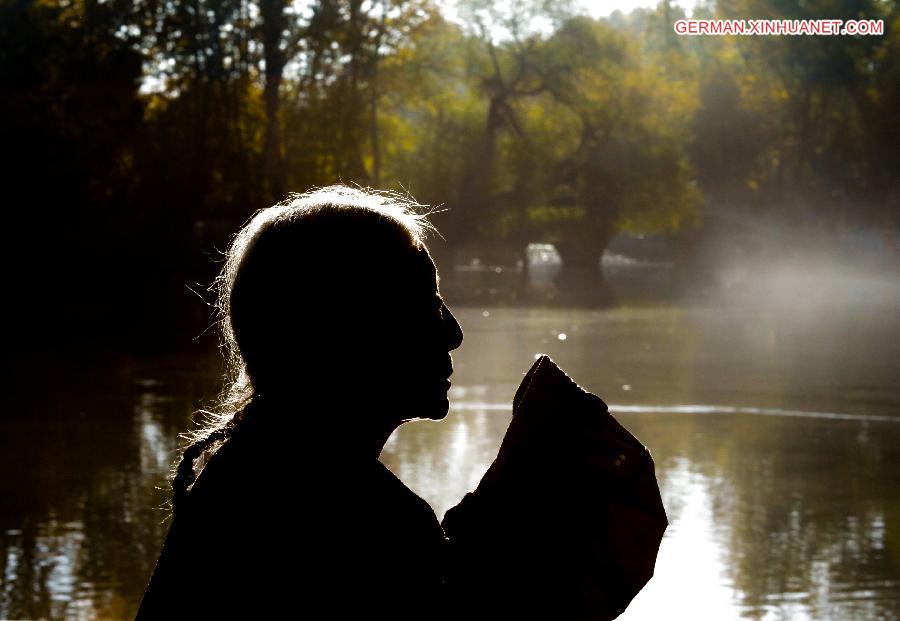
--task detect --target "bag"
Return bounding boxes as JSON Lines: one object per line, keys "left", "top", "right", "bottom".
{"left": 443, "top": 355, "right": 667, "bottom": 620}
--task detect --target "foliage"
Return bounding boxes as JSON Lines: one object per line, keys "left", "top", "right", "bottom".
{"left": 1, "top": 0, "right": 898, "bottom": 337}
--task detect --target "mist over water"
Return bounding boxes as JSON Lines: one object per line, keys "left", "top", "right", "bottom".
{"left": 706, "top": 253, "right": 900, "bottom": 313}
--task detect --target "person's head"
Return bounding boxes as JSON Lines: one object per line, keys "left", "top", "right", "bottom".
{"left": 217, "top": 185, "right": 463, "bottom": 427}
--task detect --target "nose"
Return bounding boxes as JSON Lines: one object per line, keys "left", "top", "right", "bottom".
{"left": 441, "top": 304, "right": 463, "bottom": 351}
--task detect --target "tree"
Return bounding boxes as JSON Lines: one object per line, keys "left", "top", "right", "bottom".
{"left": 525, "top": 15, "right": 699, "bottom": 300}
{"left": 0, "top": 0, "right": 146, "bottom": 344}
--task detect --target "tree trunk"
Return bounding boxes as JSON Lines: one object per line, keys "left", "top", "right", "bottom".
{"left": 370, "top": 74, "right": 381, "bottom": 186}
{"left": 260, "top": 0, "right": 286, "bottom": 200}
{"left": 553, "top": 237, "right": 614, "bottom": 306}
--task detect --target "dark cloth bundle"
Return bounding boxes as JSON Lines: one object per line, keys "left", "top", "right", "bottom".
{"left": 443, "top": 355, "right": 667, "bottom": 620}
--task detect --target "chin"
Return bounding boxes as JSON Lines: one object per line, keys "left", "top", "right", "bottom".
{"left": 421, "top": 395, "right": 450, "bottom": 421}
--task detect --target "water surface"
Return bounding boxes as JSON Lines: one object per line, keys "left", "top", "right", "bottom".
{"left": 2, "top": 305, "right": 899, "bottom": 620}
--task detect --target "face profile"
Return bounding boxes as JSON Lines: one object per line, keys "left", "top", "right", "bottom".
{"left": 216, "top": 185, "right": 464, "bottom": 433}
{"left": 378, "top": 247, "right": 463, "bottom": 422}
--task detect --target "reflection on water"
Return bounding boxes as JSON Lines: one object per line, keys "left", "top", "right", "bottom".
{"left": 2, "top": 306, "right": 899, "bottom": 620}
{"left": 388, "top": 409, "right": 900, "bottom": 621}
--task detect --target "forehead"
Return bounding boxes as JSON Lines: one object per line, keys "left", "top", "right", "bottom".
{"left": 363, "top": 245, "right": 438, "bottom": 306}
{"left": 410, "top": 246, "right": 438, "bottom": 288}
{"left": 365, "top": 248, "right": 438, "bottom": 327}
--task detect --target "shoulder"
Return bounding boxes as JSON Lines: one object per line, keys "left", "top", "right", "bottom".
{"left": 176, "top": 434, "right": 269, "bottom": 528}
{"left": 370, "top": 460, "right": 440, "bottom": 522}
{"left": 359, "top": 460, "right": 447, "bottom": 567}
{"left": 183, "top": 439, "right": 239, "bottom": 501}
{"left": 354, "top": 461, "right": 448, "bottom": 596}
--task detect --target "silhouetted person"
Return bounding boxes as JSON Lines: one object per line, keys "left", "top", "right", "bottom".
{"left": 136, "top": 186, "right": 463, "bottom": 619}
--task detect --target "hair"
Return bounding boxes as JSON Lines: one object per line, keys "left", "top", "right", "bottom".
{"left": 172, "top": 185, "right": 436, "bottom": 512}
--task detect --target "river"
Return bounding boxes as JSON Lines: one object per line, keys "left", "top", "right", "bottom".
{"left": 2, "top": 304, "right": 899, "bottom": 620}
